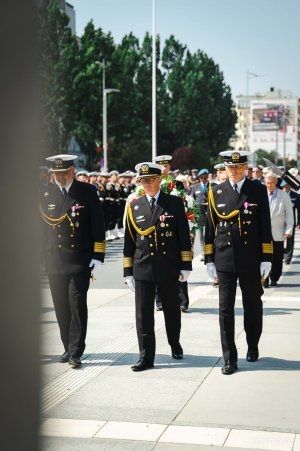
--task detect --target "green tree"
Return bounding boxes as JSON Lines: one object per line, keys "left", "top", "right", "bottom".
{"left": 162, "top": 36, "right": 236, "bottom": 164}
{"left": 40, "top": 0, "right": 79, "bottom": 157}
{"left": 72, "top": 21, "right": 115, "bottom": 168}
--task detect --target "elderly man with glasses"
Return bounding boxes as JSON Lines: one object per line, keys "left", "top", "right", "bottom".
{"left": 123, "top": 162, "right": 192, "bottom": 371}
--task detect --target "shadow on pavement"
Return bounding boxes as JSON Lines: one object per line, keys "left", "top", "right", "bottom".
{"left": 239, "top": 356, "right": 300, "bottom": 371}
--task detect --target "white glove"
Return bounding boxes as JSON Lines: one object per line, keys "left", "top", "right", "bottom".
{"left": 89, "top": 259, "right": 101, "bottom": 270}
{"left": 126, "top": 276, "right": 135, "bottom": 292}
{"left": 206, "top": 262, "right": 218, "bottom": 281}
{"left": 260, "top": 261, "right": 272, "bottom": 278}
{"left": 179, "top": 270, "right": 190, "bottom": 282}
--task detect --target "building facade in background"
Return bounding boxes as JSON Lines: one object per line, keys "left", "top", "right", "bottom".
{"left": 60, "top": 0, "right": 76, "bottom": 34}
{"left": 232, "top": 88, "right": 300, "bottom": 166}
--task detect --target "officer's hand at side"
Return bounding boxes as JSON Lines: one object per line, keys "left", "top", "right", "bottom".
{"left": 260, "top": 261, "right": 272, "bottom": 278}
{"left": 179, "top": 270, "right": 190, "bottom": 282}
{"left": 89, "top": 259, "right": 101, "bottom": 270}
{"left": 206, "top": 262, "right": 218, "bottom": 281}
{"left": 126, "top": 276, "right": 135, "bottom": 292}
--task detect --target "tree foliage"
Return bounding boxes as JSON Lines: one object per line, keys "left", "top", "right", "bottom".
{"left": 40, "top": 5, "right": 237, "bottom": 170}
{"left": 39, "top": 0, "right": 79, "bottom": 157}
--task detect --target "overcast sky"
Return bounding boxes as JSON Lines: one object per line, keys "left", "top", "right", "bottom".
{"left": 70, "top": 0, "right": 300, "bottom": 99}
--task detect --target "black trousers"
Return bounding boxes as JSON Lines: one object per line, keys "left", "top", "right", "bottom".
{"left": 284, "top": 229, "right": 295, "bottom": 263}
{"left": 270, "top": 241, "right": 284, "bottom": 282}
{"left": 48, "top": 271, "right": 91, "bottom": 358}
{"left": 217, "top": 271, "right": 263, "bottom": 363}
{"left": 156, "top": 281, "right": 189, "bottom": 308}
{"left": 135, "top": 279, "right": 181, "bottom": 363}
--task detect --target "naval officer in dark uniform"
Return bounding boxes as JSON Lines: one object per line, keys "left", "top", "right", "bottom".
{"left": 123, "top": 162, "right": 192, "bottom": 371}
{"left": 204, "top": 150, "right": 273, "bottom": 375}
{"left": 40, "top": 155, "right": 106, "bottom": 368}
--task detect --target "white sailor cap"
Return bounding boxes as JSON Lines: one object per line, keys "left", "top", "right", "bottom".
{"left": 76, "top": 170, "right": 89, "bottom": 176}
{"left": 214, "top": 163, "right": 226, "bottom": 171}
{"left": 135, "top": 162, "right": 165, "bottom": 178}
{"left": 109, "top": 170, "right": 119, "bottom": 176}
{"left": 99, "top": 171, "right": 110, "bottom": 177}
{"left": 88, "top": 171, "right": 98, "bottom": 177}
{"left": 152, "top": 155, "right": 172, "bottom": 164}
{"left": 46, "top": 154, "right": 77, "bottom": 172}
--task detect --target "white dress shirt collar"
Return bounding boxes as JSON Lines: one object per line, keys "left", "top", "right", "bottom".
{"left": 228, "top": 177, "right": 246, "bottom": 193}
{"left": 55, "top": 179, "right": 73, "bottom": 193}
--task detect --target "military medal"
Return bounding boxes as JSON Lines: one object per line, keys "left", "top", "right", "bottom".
{"left": 243, "top": 202, "right": 249, "bottom": 214}
{"left": 75, "top": 222, "right": 79, "bottom": 227}
{"left": 71, "top": 206, "right": 76, "bottom": 217}
{"left": 160, "top": 214, "right": 166, "bottom": 227}
{"left": 141, "top": 236, "right": 144, "bottom": 240}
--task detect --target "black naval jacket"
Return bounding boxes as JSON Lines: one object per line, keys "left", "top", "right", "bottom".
{"left": 204, "top": 178, "right": 273, "bottom": 272}
{"left": 123, "top": 192, "right": 192, "bottom": 281}
{"left": 40, "top": 179, "right": 106, "bottom": 275}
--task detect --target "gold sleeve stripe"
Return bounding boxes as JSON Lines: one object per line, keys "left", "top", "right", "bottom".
{"left": 181, "top": 251, "right": 192, "bottom": 261}
{"left": 204, "top": 249, "right": 214, "bottom": 255}
{"left": 262, "top": 243, "right": 273, "bottom": 254}
{"left": 94, "top": 242, "right": 106, "bottom": 252}
{"left": 123, "top": 257, "right": 133, "bottom": 268}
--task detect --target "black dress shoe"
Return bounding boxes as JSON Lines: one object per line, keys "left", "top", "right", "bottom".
{"left": 171, "top": 344, "right": 183, "bottom": 360}
{"left": 246, "top": 349, "right": 259, "bottom": 362}
{"left": 131, "top": 359, "right": 154, "bottom": 372}
{"left": 59, "top": 351, "right": 69, "bottom": 363}
{"left": 180, "top": 306, "right": 188, "bottom": 312}
{"left": 221, "top": 361, "right": 237, "bottom": 375}
{"left": 69, "top": 356, "right": 81, "bottom": 368}
{"left": 270, "top": 280, "right": 278, "bottom": 287}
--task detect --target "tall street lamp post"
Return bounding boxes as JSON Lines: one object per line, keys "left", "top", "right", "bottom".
{"left": 101, "top": 60, "right": 120, "bottom": 171}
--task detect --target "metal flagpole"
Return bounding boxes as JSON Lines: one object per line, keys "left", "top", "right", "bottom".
{"left": 152, "top": 0, "right": 157, "bottom": 160}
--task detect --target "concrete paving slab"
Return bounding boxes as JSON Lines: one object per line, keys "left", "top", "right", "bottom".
{"left": 153, "top": 444, "right": 256, "bottom": 451}
{"left": 40, "top": 418, "right": 105, "bottom": 438}
{"left": 225, "top": 429, "right": 294, "bottom": 450}
{"left": 294, "top": 435, "right": 300, "bottom": 451}
{"left": 41, "top": 437, "right": 154, "bottom": 451}
{"left": 174, "top": 362, "right": 300, "bottom": 432}
{"left": 158, "top": 425, "right": 229, "bottom": 446}
{"left": 95, "top": 421, "right": 167, "bottom": 441}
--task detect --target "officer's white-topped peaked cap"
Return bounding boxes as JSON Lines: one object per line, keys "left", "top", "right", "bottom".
{"left": 219, "top": 150, "right": 250, "bottom": 166}
{"left": 214, "top": 163, "right": 226, "bottom": 170}
{"left": 135, "top": 162, "right": 165, "bottom": 178}
{"left": 152, "top": 155, "right": 172, "bottom": 164}
{"left": 46, "top": 154, "right": 78, "bottom": 172}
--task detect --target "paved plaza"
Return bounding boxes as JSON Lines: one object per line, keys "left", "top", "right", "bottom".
{"left": 40, "top": 233, "right": 300, "bottom": 451}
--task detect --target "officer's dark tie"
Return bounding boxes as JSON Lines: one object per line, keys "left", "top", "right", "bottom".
{"left": 62, "top": 187, "right": 67, "bottom": 200}
{"left": 233, "top": 183, "right": 239, "bottom": 198}
{"left": 150, "top": 197, "right": 156, "bottom": 212}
